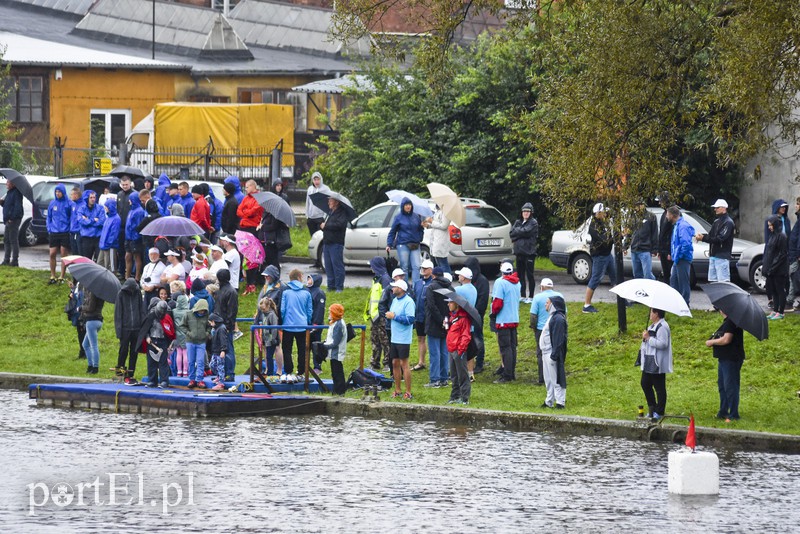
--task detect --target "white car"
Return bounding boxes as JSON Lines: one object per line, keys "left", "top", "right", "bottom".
{"left": 0, "top": 175, "right": 53, "bottom": 246}
{"left": 308, "top": 198, "right": 513, "bottom": 273}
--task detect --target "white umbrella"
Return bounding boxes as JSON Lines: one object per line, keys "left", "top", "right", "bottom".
{"left": 610, "top": 278, "right": 692, "bottom": 317}
{"left": 426, "top": 182, "right": 465, "bottom": 227}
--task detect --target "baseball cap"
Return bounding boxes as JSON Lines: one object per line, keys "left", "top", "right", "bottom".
{"left": 500, "top": 262, "right": 514, "bottom": 274}
{"left": 148, "top": 247, "right": 160, "bottom": 255}
{"left": 711, "top": 199, "right": 728, "bottom": 209}
{"left": 390, "top": 279, "right": 408, "bottom": 291}
{"left": 219, "top": 234, "right": 236, "bottom": 245}
{"left": 443, "top": 272, "right": 453, "bottom": 282}
{"left": 420, "top": 259, "right": 434, "bottom": 269}
{"left": 432, "top": 267, "right": 444, "bottom": 276}
{"left": 541, "top": 277, "right": 554, "bottom": 288}
{"left": 391, "top": 268, "right": 406, "bottom": 278}
{"left": 455, "top": 267, "right": 473, "bottom": 280}
{"left": 593, "top": 202, "right": 606, "bottom": 214}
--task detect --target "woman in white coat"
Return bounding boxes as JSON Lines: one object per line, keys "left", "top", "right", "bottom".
{"left": 639, "top": 308, "right": 673, "bottom": 421}
{"left": 429, "top": 205, "right": 451, "bottom": 274}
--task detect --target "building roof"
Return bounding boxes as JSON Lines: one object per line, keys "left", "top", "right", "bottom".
{"left": 0, "top": 31, "right": 189, "bottom": 70}
{"left": 2, "top": 0, "right": 93, "bottom": 17}
{"left": 292, "top": 75, "right": 373, "bottom": 94}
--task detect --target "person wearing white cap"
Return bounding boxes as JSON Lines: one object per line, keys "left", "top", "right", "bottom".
{"left": 583, "top": 202, "right": 616, "bottom": 313}
{"left": 374, "top": 267, "right": 407, "bottom": 371}
{"left": 696, "top": 199, "right": 735, "bottom": 282}
{"left": 492, "top": 261, "right": 521, "bottom": 383}
{"left": 385, "top": 278, "right": 416, "bottom": 399}
{"left": 411, "top": 259, "right": 435, "bottom": 372}
{"left": 219, "top": 234, "right": 241, "bottom": 291}
{"left": 529, "top": 278, "right": 563, "bottom": 385}
{"left": 454, "top": 266, "right": 478, "bottom": 381}
{"left": 208, "top": 245, "right": 228, "bottom": 278}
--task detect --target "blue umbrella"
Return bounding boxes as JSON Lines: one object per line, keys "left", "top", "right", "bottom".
{"left": 140, "top": 215, "right": 204, "bottom": 237}
{"left": 386, "top": 190, "right": 433, "bottom": 218}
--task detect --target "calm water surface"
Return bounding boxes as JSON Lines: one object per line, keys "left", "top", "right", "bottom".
{"left": 1, "top": 390, "right": 798, "bottom": 532}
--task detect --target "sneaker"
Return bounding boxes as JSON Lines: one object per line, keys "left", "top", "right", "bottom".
{"left": 114, "top": 367, "right": 126, "bottom": 377}
{"left": 145, "top": 382, "right": 157, "bottom": 388}
{"left": 447, "top": 399, "right": 460, "bottom": 404}
{"left": 770, "top": 313, "right": 785, "bottom": 320}
{"left": 123, "top": 377, "right": 138, "bottom": 386}
{"left": 158, "top": 382, "right": 168, "bottom": 389}
{"left": 391, "top": 391, "right": 402, "bottom": 398}
{"left": 423, "top": 382, "right": 439, "bottom": 388}
{"left": 493, "top": 366, "right": 504, "bottom": 376}
{"left": 402, "top": 392, "right": 413, "bottom": 400}
{"left": 555, "top": 404, "right": 566, "bottom": 409}
{"left": 540, "top": 403, "right": 552, "bottom": 408}
{"left": 582, "top": 305, "right": 598, "bottom": 313}
{"left": 48, "top": 277, "right": 57, "bottom": 285}
{"left": 493, "top": 377, "right": 512, "bottom": 384}
{"left": 469, "top": 374, "right": 475, "bottom": 383}
{"left": 187, "top": 380, "right": 197, "bottom": 388}
{"left": 233, "top": 331, "right": 244, "bottom": 341}
{"left": 312, "top": 368, "right": 322, "bottom": 375}
{"left": 211, "top": 383, "right": 225, "bottom": 391}
{"left": 57, "top": 277, "right": 65, "bottom": 284}
{"left": 651, "top": 412, "right": 661, "bottom": 421}
{"left": 279, "top": 374, "right": 287, "bottom": 383}
{"left": 196, "top": 381, "right": 207, "bottom": 389}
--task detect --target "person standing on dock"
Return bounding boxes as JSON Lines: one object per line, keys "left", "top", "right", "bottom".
{"left": 386, "top": 279, "right": 416, "bottom": 400}
{"left": 209, "top": 313, "right": 230, "bottom": 391}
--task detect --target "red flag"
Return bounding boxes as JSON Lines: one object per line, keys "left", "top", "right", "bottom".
{"left": 685, "top": 414, "right": 696, "bottom": 451}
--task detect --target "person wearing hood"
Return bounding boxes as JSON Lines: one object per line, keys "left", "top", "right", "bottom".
{"left": 182, "top": 297, "right": 210, "bottom": 388}
{"left": 77, "top": 190, "right": 106, "bottom": 261}
{"left": 763, "top": 199, "right": 791, "bottom": 308}
{"left": 154, "top": 174, "right": 171, "bottom": 216}
{"left": 225, "top": 175, "right": 244, "bottom": 204}
{"left": 540, "top": 295, "right": 568, "bottom": 409}
{"left": 280, "top": 269, "right": 313, "bottom": 382}
{"left": 221, "top": 181, "right": 240, "bottom": 236}
{"left": 787, "top": 197, "right": 800, "bottom": 311}
{"left": 321, "top": 196, "right": 348, "bottom": 292}
{"left": 114, "top": 278, "right": 145, "bottom": 384}
{"left": 463, "top": 257, "right": 489, "bottom": 375}
{"left": 696, "top": 199, "right": 735, "bottom": 283}
{"left": 176, "top": 181, "right": 196, "bottom": 219}
{"left": 137, "top": 298, "right": 174, "bottom": 388}
{"left": 0, "top": 178, "right": 23, "bottom": 266}
{"left": 136, "top": 198, "right": 162, "bottom": 252}
{"left": 365, "top": 257, "right": 391, "bottom": 370}
{"left": 272, "top": 179, "right": 289, "bottom": 202}
{"left": 79, "top": 288, "right": 105, "bottom": 374}
{"left": 190, "top": 184, "right": 212, "bottom": 236}
{"left": 172, "top": 293, "right": 190, "bottom": 378}
{"left": 446, "top": 297, "right": 472, "bottom": 405}
{"left": 491, "top": 261, "right": 521, "bottom": 383}
{"left": 319, "top": 303, "right": 348, "bottom": 395}
{"left": 207, "top": 186, "right": 224, "bottom": 244}
{"left": 529, "top": 278, "right": 563, "bottom": 386}
{"left": 638, "top": 308, "right": 672, "bottom": 420}
{"left": 258, "top": 264, "right": 284, "bottom": 318}
{"left": 214, "top": 268, "right": 239, "bottom": 379}
{"left": 237, "top": 180, "right": 264, "bottom": 293}
{"left": 386, "top": 197, "right": 426, "bottom": 286}
{"left": 305, "top": 171, "right": 330, "bottom": 237}
{"left": 510, "top": 202, "right": 539, "bottom": 302}
{"left": 307, "top": 273, "right": 328, "bottom": 373}
{"left": 429, "top": 205, "right": 452, "bottom": 274}
{"left": 98, "top": 198, "right": 121, "bottom": 273}
{"left": 123, "top": 191, "right": 145, "bottom": 281}
{"left": 764, "top": 215, "right": 789, "bottom": 320}
{"left": 208, "top": 312, "right": 231, "bottom": 390}
{"left": 189, "top": 277, "right": 214, "bottom": 313}
{"left": 167, "top": 184, "right": 180, "bottom": 213}
{"left": 69, "top": 186, "right": 84, "bottom": 261}
{"left": 666, "top": 205, "right": 695, "bottom": 306}
{"left": 46, "top": 183, "right": 73, "bottom": 282}
{"left": 424, "top": 267, "right": 453, "bottom": 387}
{"left": 116, "top": 176, "right": 134, "bottom": 275}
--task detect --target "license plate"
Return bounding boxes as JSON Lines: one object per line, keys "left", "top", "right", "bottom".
{"left": 477, "top": 238, "right": 501, "bottom": 247}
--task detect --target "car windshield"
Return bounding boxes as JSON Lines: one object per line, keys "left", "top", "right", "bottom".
{"left": 0, "top": 183, "right": 6, "bottom": 197}
{"left": 465, "top": 207, "right": 507, "bottom": 228}
{"left": 36, "top": 182, "right": 65, "bottom": 204}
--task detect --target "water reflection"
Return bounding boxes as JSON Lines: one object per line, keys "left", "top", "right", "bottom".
{"left": 1, "top": 391, "right": 798, "bottom": 532}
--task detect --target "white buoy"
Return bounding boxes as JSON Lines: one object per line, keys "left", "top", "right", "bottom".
{"left": 668, "top": 450, "right": 719, "bottom": 495}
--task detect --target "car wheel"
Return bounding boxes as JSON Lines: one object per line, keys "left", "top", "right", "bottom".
{"left": 570, "top": 252, "right": 592, "bottom": 285}
{"left": 317, "top": 244, "right": 325, "bottom": 270}
{"left": 749, "top": 259, "right": 766, "bottom": 293}
{"left": 20, "top": 220, "right": 38, "bottom": 247}
{"left": 420, "top": 246, "right": 431, "bottom": 264}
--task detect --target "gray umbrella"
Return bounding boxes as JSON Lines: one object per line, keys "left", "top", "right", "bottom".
{"left": 67, "top": 261, "right": 122, "bottom": 303}
{"left": 252, "top": 191, "right": 296, "bottom": 227}
{"left": 309, "top": 191, "right": 357, "bottom": 221}
{"left": 109, "top": 165, "right": 146, "bottom": 179}
{"left": 700, "top": 282, "right": 768, "bottom": 340}
{"left": 434, "top": 288, "right": 482, "bottom": 328}
{"left": 0, "top": 168, "right": 33, "bottom": 204}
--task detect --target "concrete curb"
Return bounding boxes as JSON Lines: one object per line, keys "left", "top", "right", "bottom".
{"left": 4, "top": 372, "right": 797, "bottom": 453}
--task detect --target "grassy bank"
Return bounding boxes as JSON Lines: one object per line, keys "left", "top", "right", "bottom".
{"left": 1, "top": 266, "right": 797, "bottom": 435}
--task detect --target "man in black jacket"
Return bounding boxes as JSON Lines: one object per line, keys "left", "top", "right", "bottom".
{"left": 696, "top": 199, "right": 735, "bottom": 282}
{"left": 629, "top": 200, "right": 658, "bottom": 280}
{"left": 583, "top": 203, "right": 616, "bottom": 313}
{"left": 221, "top": 182, "right": 240, "bottom": 236}
{"left": 116, "top": 176, "right": 134, "bottom": 276}
{"left": 320, "top": 198, "right": 348, "bottom": 292}
{"left": 0, "top": 179, "right": 23, "bottom": 266}
{"left": 114, "top": 278, "right": 146, "bottom": 384}
{"left": 215, "top": 268, "right": 239, "bottom": 380}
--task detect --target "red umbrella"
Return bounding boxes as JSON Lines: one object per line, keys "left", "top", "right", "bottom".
{"left": 234, "top": 230, "right": 265, "bottom": 266}
{"left": 61, "top": 255, "right": 92, "bottom": 267}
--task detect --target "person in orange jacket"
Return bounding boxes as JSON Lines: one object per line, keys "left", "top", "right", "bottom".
{"left": 236, "top": 179, "right": 264, "bottom": 294}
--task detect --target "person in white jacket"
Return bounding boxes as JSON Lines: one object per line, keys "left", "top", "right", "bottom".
{"left": 429, "top": 205, "right": 451, "bottom": 274}
{"left": 305, "top": 172, "right": 330, "bottom": 237}
{"left": 639, "top": 308, "right": 673, "bottom": 421}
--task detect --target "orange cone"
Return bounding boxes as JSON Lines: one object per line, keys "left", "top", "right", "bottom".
{"left": 685, "top": 414, "right": 696, "bottom": 452}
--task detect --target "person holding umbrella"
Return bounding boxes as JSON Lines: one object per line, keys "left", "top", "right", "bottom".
{"left": 236, "top": 180, "right": 264, "bottom": 294}
{"left": 1, "top": 179, "right": 24, "bottom": 266}
{"left": 321, "top": 196, "right": 348, "bottom": 292}
{"left": 639, "top": 308, "right": 672, "bottom": 420}
{"left": 445, "top": 296, "right": 472, "bottom": 405}
{"left": 705, "top": 309, "right": 745, "bottom": 422}
{"left": 79, "top": 288, "right": 104, "bottom": 374}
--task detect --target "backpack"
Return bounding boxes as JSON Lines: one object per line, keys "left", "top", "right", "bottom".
{"left": 347, "top": 368, "right": 381, "bottom": 390}
{"left": 160, "top": 314, "right": 176, "bottom": 341}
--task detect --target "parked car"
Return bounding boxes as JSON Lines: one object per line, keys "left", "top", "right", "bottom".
{"left": 736, "top": 243, "right": 766, "bottom": 293}
{"left": 549, "top": 207, "right": 757, "bottom": 286}
{"left": 308, "top": 198, "right": 513, "bottom": 274}
{"left": 1, "top": 175, "right": 54, "bottom": 246}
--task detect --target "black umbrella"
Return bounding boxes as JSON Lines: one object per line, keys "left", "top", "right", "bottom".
{"left": 700, "top": 282, "right": 769, "bottom": 340}
{"left": 67, "top": 261, "right": 122, "bottom": 303}
{"left": 109, "top": 165, "right": 146, "bottom": 179}
{"left": 434, "top": 288, "right": 482, "bottom": 328}
{"left": 0, "top": 168, "right": 33, "bottom": 204}
{"left": 309, "top": 191, "right": 357, "bottom": 221}
{"left": 252, "top": 191, "right": 296, "bottom": 227}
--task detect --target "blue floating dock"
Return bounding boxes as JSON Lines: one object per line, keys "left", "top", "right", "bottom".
{"left": 28, "top": 380, "right": 328, "bottom": 417}
{"left": 139, "top": 374, "right": 335, "bottom": 394}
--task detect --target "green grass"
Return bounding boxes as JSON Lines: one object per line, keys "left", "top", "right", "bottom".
{"left": 287, "top": 224, "right": 311, "bottom": 258}
{"left": 536, "top": 256, "right": 563, "bottom": 272}
{"left": 2, "top": 266, "right": 797, "bottom": 434}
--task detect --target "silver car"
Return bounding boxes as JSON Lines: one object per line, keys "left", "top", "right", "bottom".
{"left": 736, "top": 243, "right": 766, "bottom": 293}
{"left": 549, "top": 207, "right": 757, "bottom": 285}
{"left": 308, "top": 198, "right": 513, "bottom": 271}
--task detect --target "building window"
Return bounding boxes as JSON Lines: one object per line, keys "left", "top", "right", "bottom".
{"left": 6, "top": 76, "right": 44, "bottom": 123}
{"left": 90, "top": 109, "right": 131, "bottom": 155}
{"left": 239, "top": 88, "right": 290, "bottom": 105}
{"left": 188, "top": 94, "right": 230, "bottom": 103}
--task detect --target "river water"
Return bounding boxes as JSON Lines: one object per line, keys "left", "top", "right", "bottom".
{"left": 1, "top": 390, "right": 798, "bottom": 532}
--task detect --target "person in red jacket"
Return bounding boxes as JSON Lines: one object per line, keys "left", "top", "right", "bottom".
{"left": 190, "top": 185, "right": 212, "bottom": 236}
{"left": 236, "top": 179, "right": 264, "bottom": 294}
{"left": 445, "top": 298, "right": 472, "bottom": 405}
